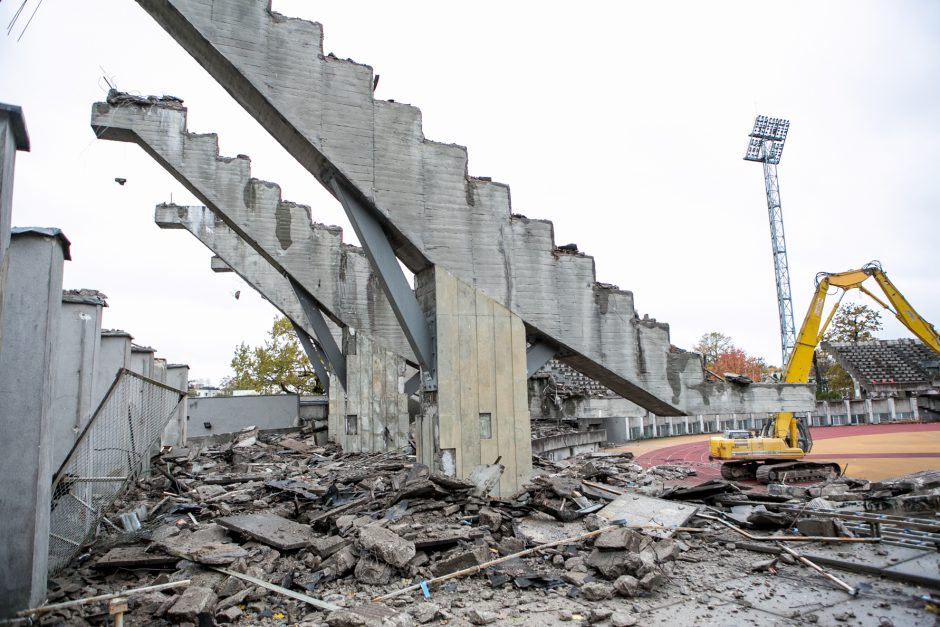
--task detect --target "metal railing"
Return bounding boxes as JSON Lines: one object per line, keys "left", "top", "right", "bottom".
{"left": 48, "top": 369, "right": 184, "bottom": 573}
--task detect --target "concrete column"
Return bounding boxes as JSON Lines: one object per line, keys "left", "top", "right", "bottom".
{"left": 0, "top": 105, "right": 30, "bottom": 357}
{"left": 887, "top": 396, "right": 897, "bottom": 421}
{"left": 698, "top": 415, "right": 704, "bottom": 434}
{"left": 93, "top": 330, "right": 132, "bottom": 407}
{"left": 825, "top": 401, "right": 832, "bottom": 426}
{"left": 130, "top": 344, "right": 155, "bottom": 378}
{"left": 415, "top": 266, "right": 531, "bottom": 496}
{"left": 684, "top": 415, "right": 689, "bottom": 435}
{"left": 865, "top": 398, "right": 875, "bottom": 424}
{"left": 911, "top": 396, "right": 919, "bottom": 421}
{"left": 50, "top": 293, "right": 105, "bottom": 472}
{"left": 162, "top": 364, "right": 190, "bottom": 447}
{"left": 0, "top": 228, "right": 69, "bottom": 616}
{"left": 843, "top": 400, "right": 851, "bottom": 426}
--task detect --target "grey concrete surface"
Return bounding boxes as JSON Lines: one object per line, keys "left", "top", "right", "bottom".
{"left": 0, "top": 228, "right": 67, "bottom": 617}
{"left": 50, "top": 292, "right": 105, "bottom": 473}
{"left": 108, "top": 3, "right": 815, "bottom": 417}
{"left": 186, "top": 394, "right": 300, "bottom": 439}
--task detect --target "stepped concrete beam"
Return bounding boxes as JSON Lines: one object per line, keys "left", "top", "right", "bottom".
{"left": 94, "top": 100, "right": 414, "bottom": 366}
{"left": 130, "top": 1, "right": 815, "bottom": 416}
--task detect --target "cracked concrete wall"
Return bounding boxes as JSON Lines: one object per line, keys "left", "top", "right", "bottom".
{"left": 155, "top": 204, "right": 414, "bottom": 452}
{"left": 415, "top": 266, "right": 532, "bottom": 496}
{"left": 128, "top": 0, "right": 814, "bottom": 417}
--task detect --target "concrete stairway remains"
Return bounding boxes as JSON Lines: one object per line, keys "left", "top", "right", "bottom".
{"left": 94, "top": 97, "right": 413, "bottom": 367}
{"left": 127, "top": 0, "right": 814, "bottom": 416}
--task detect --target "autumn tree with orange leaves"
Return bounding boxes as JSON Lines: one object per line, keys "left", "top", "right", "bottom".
{"left": 694, "top": 332, "right": 773, "bottom": 382}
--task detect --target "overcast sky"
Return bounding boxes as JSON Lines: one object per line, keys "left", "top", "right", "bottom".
{"left": 1, "top": 1, "right": 938, "bottom": 385}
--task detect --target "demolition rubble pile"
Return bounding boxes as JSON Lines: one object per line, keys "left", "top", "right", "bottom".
{"left": 39, "top": 430, "right": 940, "bottom": 626}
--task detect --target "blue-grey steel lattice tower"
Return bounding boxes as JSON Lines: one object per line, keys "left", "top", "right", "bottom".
{"left": 744, "top": 115, "right": 796, "bottom": 367}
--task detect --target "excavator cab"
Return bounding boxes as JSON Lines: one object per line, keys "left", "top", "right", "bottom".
{"left": 759, "top": 416, "right": 812, "bottom": 453}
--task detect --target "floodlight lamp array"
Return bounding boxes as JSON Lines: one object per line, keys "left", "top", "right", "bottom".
{"left": 750, "top": 115, "right": 790, "bottom": 142}
{"left": 743, "top": 115, "right": 789, "bottom": 164}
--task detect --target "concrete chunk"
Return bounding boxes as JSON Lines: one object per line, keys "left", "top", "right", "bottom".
{"left": 431, "top": 547, "right": 491, "bottom": 577}
{"left": 167, "top": 586, "right": 216, "bottom": 621}
{"left": 358, "top": 525, "right": 415, "bottom": 567}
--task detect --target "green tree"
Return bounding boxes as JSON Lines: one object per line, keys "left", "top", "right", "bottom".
{"left": 222, "top": 316, "right": 322, "bottom": 394}
{"left": 815, "top": 303, "right": 884, "bottom": 399}
{"left": 824, "top": 303, "right": 883, "bottom": 343}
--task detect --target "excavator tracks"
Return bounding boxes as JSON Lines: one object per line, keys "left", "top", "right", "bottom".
{"left": 755, "top": 461, "right": 842, "bottom": 484}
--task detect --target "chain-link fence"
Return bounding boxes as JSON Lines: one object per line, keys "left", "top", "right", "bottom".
{"left": 48, "top": 369, "right": 184, "bottom": 573}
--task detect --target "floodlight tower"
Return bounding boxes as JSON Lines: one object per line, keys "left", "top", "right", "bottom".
{"left": 744, "top": 115, "right": 796, "bottom": 368}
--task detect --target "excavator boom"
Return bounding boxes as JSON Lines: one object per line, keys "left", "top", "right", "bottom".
{"left": 710, "top": 261, "right": 940, "bottom": 482}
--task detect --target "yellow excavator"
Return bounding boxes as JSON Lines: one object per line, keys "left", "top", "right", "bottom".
{"left": 710, "top": 261, "right": 940, "bottom": 483}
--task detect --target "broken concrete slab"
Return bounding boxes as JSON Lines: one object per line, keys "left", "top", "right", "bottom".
{"left": 596, "top": 493, "right": 697, "bottom": 538}
{"left": 157, "top": 523, "right": 248, "bottom": 565}
{"left": 92, "top": 547, "right": 177, "bottom": 570}
{"left": 217, "top": 513, "right": 314, "bottom": 550}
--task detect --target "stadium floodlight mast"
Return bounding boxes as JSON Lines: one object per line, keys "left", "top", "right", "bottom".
{"left": 744, "top": 115, "right": 796, "bottom": 368}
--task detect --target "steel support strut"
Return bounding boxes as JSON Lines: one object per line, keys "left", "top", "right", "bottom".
{"left": 526, "top": 341, "right": 557, "bottom": 378}
{"left": 289, "top": 277, "right": 347, "bottom": 390}
{"left": 289, "top": 320, "right": 332, "bottom": 395}
{"left": 330, "top": 178, "right": 436, "bottom": 384}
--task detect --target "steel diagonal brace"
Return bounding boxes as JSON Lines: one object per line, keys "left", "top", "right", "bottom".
{"left": 289, "top": 320, "right": 332, "bottom": 395}
{"left": 526, "top": 341, "right": 557, "bottom": 378}
{"left": 289, "top": 278, "right": 347, "bottom": 390}
{"left": 330, "top": 178, "right": 436, "bottom": 387}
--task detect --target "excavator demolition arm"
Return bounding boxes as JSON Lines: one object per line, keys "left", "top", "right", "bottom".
{"left": 711, "top": 261, "right": 940, "bottom": 483}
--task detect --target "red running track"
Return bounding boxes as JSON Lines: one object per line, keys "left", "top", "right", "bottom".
{"left": 632, "top": 422, "right": 940, "bottom": 485}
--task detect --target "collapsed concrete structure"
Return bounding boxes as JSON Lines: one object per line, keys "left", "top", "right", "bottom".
{"left": 90, "top": 0, "right": 814, "bottom": 494}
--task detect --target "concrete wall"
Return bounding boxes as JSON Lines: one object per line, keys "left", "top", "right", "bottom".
{"left": 93, "top": 330, "right": 132, "bottom": 407}
{"left": 186, "top": 394, "right": 300, "bottom": 439}
{"left": 0, "top": 229, "right": 67, "bottom": 617}
{"left": 50, "top": 295, "right": 104, "bottom": 472}
{"left": 328, "top": 330, "right": 410, "bottom": 452}
{"left": 416, "top": 267, "right": 532, "bottom": 496}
